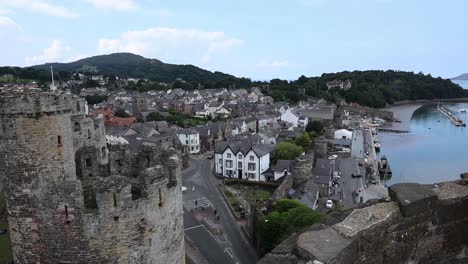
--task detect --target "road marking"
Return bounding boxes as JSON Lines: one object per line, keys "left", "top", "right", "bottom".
{"left": 224, "top": 247, "right": 234, "bottom": 259}
{"left": 183, "top": 196, "right": 213, "bottom": 211}
{"left": 184, "top": 224, "right": 204, "bottom": 231}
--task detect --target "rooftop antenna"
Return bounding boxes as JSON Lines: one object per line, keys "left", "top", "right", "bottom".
{"left": 51, "top": 66, "right": 56, "bottom": 91}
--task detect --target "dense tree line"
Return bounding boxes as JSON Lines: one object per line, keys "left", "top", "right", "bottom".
{"left": 262, "top": 71, "right": 468, "bottom": 108}
{"left": 6, "top": 55, "right": 468, "bottom": 108}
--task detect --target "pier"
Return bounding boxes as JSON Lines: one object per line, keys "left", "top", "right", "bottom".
{"left": 436, "top": 105, "right": 466, "bottom": 127}
{"left": 377, "top": 128, "right": 410, "bottom": 133}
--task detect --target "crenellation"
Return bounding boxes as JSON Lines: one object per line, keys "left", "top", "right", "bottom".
{"left": 0, "top": 90, "right": 185, "bottom": 264}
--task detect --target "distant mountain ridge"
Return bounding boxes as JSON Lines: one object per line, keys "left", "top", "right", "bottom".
{"left": 31, "top": 53, "right": 239, "bottom": 83}
{"left": 452, "top": 73, "right": 468, "bottom": 80}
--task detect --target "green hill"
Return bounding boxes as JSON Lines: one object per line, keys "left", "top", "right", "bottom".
{"left": 31, "top": 53, "right": 242, "bottom": 84}
{"left": 266, "top": 70, "right": 468, "bottom": 107}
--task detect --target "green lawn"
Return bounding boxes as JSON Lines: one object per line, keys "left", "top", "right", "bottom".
{"left": 242, "top": 189, "right": 272, "bottom": 204}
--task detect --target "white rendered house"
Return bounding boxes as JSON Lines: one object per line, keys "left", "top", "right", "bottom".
{"left": 176, "top": 128, "right": 200, "bottom": 154}
{"left": 214, "top": 141, "right": 274, "bottom": 181}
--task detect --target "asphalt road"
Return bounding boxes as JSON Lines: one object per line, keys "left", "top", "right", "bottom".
{"left": 184, "top": 211, "right": 234, "bottom": 264}
{"left": 336, "top": 157, "right": 366, "bottom": 209}
{"left": 182, "top": 154, "right": 257, "bottom": 264}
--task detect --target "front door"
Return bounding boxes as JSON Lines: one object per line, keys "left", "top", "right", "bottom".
{"left": 238, "top": 170, "right": 242, "bottom": 179}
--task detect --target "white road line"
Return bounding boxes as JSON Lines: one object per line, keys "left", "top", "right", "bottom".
{"left": 184, "top": 224, "right": 204, "bottom": 231}
{"left": 225, "top": 247, "right": 234, "bottom": 259}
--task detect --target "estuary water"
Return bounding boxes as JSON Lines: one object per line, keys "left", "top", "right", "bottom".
{"left": 379, "top": 102, "right": 468, "bottom": 185}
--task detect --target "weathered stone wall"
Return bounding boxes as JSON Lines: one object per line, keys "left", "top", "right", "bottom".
{"left": 0, "top": 91, "right": 185, "bottom": 264}
{"left": 292, "top": 154, "right": 314, "bottom": 188}
{"left": 339, "top": 105, "right": 394, "bottom": 120}
{"left": 259, "top": 181, "right": 468, "bottom": 264}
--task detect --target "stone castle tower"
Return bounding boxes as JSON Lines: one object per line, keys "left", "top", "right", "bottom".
{"left": 0, "top": 90, "right": 184, "bottom": 263}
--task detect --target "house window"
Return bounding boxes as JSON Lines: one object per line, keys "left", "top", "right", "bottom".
{"left": 227, "top": 153, "right": 231, "bottom": 158}
{"left": 219, "top": 159, "right": 222, "bottom": 164}
{"left": 57, "top": 135, "right": 62, "bottom": 146}
{"left": 248, "top": 173, "right": 255, "bottom": 179}
{"left": 249, "top": 156, "right": 254, "bottom": 161}
{"left": 226, "top": 160, "right": 233, "bottom": 168}
{"left": 238, "top": 154, "right": 242, "bottom": 159}
{"left": 248, "top": 163, "right": 256, "bottom": 171}
{"left": 116, "top": 160, "right": 122, "bottom": 166}
{"left": 87, "top": 129, "right": 91, "bottom": 139}
{"left": 238, "top": 162, "right": 242, "bottom": 168}
{"left": 85, "top": 158, "right": 92, "bottom": 167}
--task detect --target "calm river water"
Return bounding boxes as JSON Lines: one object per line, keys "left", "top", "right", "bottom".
{"left": 379, "top": 102, "right": 468, "bottom": 185}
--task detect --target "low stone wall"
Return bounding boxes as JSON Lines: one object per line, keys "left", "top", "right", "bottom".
{"left": 340, "top": 105, "right": 394, "bottom": 121}
{"left": 270, "top": 173, "right": 293, "bottom": 201}
{"left": 258, "top": 181, "right": 468, "bottom": 264}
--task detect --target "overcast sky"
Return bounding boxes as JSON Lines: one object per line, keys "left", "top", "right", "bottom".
{"left": 0, "top": 0, "right": 467, "bottom": 80}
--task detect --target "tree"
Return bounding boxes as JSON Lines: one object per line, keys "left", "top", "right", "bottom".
{"left": 146, "top": 112, "right": 164, "bottom": 122}
{"left": 257, "top": 199, "right": 321, "bottom": 253}
{"left": 306, "top": 120, "right": 325, "bottom": 134}
{"left": 294, "top": 132, "right": 311, "bottom": 150}
{"left": 114, "top": 108, "right": 130, "bottom": 118}
{"left": 85, "top": 94, "right": 107, "bottom": 105}
{"left": 275, "top": 142, "right": 303, "bottom": 160}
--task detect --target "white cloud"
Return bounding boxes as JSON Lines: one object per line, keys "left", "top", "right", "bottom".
{"left": 0, "top": 8, "right": 13, "bottom": 15}
{"left": 0, "top": 0, "right": 79, "bottom": 18}
{"left": 0, "top": 16, "right": 23, "bottom": 32}
{"left": 25, "top": 40, "right": 73, "bottom": 65}
{"left": 98, "top": 27, "right": 242, "bottom": 64}
{"left": 84, "top": 0, "right": 137, "bottom": 11}
{"left": 256, "top": 60, "right": 289, "bottom": 68}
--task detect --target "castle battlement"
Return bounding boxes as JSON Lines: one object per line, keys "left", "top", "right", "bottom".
{"left": 0, "top": 90, "right": 81, "bottom": 116}
{"left": 0, "top": 90, "right": 185, "bottom": 264}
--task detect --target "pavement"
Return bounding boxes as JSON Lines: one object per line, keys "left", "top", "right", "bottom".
{"left": 182, "top": 153, "right": 257, "bottom": 264}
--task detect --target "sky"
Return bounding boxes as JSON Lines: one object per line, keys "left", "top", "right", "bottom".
{"left": 0, "top": 0, "right": 467, "bottom": 80}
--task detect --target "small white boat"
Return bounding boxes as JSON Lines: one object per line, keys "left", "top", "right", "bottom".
{"left": 375, "top": 143, "right": 381, "bottom": 152}
{"left": 460, "top": 109, "right": 467, "bottom": 113}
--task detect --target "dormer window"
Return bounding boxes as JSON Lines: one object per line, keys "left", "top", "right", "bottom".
{"left": 227, "top": 153, "right": 231, "bottom": 158}
{"left": 238, "top": 154, "right": 242, "bottom": 159}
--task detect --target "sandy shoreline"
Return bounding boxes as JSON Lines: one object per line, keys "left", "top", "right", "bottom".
{"left": 384, "top": 103, "right": 425, "bottom": 131}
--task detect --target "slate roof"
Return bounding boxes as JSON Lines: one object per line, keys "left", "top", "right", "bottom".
{"left": 215, "top": 138, "right": 274, "bottom": 157}
{"left": 106, "top": 126, "right": 133, "bottom": 137}
{"left": 274, "top": 160, "right": 293, "bottom": 173}
{"left": 297, "top": 179, "right": 320, "bottom": 209}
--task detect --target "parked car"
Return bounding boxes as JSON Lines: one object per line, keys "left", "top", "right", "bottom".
{"left": 328, "top": 154, "right": 338, "bottom": 160}
{"left": 326, "top": 199, "right": 333, "bottom": 209}
{"left": 351, "top": 173, "right": 362, "bottom": 178}
{"left": 207, "top": 154, "right": 213, "bottom": 159}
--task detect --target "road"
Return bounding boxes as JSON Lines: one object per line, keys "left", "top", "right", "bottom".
{"left": 184, "top": 210, "right": 234, "bottom": 264}
{"left": 336, "top": 157, "right": 367, "bottom": 209}
{"left": 182, "top": 154, "right": 257, "bottom": 264}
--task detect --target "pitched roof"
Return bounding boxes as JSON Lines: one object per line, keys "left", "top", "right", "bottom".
{"left": 274, "top": 160, "right": 293, "bottom": 173}
{"left": 109, "top": 117, "right": 137, "bottom": 127}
